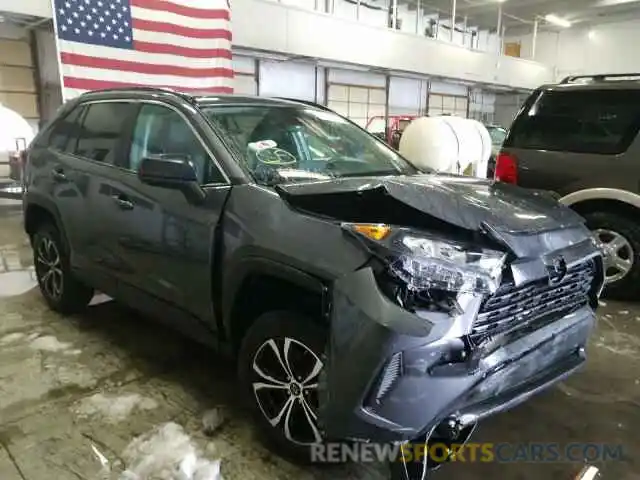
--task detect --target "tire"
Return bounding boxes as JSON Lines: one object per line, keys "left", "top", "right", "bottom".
{"left": 584, "top": 211, "right": 640, "bottom": 300}
{"left": 238, "top": 311, "right": 327, "bottom": 463}
{"left": 33, "top": 223, "right": 94, "bottom": 314}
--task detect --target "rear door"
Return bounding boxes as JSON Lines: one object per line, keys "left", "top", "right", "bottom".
{"left": 502, "top": 88, "right": 640, "bottom": 195}
{"left": 68, "top": 101, "right": 139, "bottom": 285}
{"left": 31, "top": 105, "right": 89, "bottom": 267}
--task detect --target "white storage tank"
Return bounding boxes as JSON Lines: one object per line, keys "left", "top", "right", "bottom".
{"left": 398, "top": 115, "right": 492, "bottom": 178}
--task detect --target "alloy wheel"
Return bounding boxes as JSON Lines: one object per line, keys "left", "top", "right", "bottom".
{"left": 251, "top": 337, "right": 324, "bottom": 445}
{"left": 35, "top": 237, "right": 64, "bottom": 300}
{"left": 593, "top": 228, "right": 634, "bottom": 284}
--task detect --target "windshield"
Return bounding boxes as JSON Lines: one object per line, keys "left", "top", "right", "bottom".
{"left": 201, "top": 104, "right": 418, "bottom": 185}
{"left": 487, "top": 126, "right": 507, "bottom": 146}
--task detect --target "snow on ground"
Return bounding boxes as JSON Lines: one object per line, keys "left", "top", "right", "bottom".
{"left": 75, "top": 393, "right": 159, "bottom": 423}
{"left": 119, "top": 422, "right": 222, "bottom": 480}
{"left": 29, "top": 335, "right": 73, "bottom": 352}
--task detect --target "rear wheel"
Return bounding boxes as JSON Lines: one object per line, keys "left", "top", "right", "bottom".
{"left": 33, "top": 223, "right": 94, "bottom": 314}
{"left": 238, "top": 311, "right": 326, "bottom": 463}
{"left": 584, "top": 211, "right": 640, "bottom": 299}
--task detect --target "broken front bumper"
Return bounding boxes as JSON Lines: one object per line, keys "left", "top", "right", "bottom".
{"left": 318, "top": 264, "right": 598, "bottom": 443}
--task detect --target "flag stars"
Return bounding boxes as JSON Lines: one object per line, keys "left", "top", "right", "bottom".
{"left": 112, "top": 18, "right": 116, "bottom": 24}
{"left": 113, "top": 34, "right": 118, "bottom": 39}
{"left": 80, "top": 21, "right": 86, "bottom": 26}
{"left": 105, "top": 10, "right": 110, "bottom": 16}
{"left": 65, "top": 1, "right": 70, "bottom": 7}
{"left": 106, "top": 25, "right": 111, "bottom": 31}
{"left": 86, "top": 14, "right": 92, "bottom": 20}
{"left": 72, "top": 11, "right": 79, "bottom": 17}
{"left": 125, "top": 35, "right": 130, "bottom": 41}
{"left": 61, "top": 25, "right": 67, "bottom": 31}
{"left": 78, "top": 5, "right": 84, "bottom": 11}
{"left": 88, "top": 30, "right": 93, "bottom": 36}
{"left": 118, "top": 27, "right": 123, "bottom": 33}
{"left": 116, "top": 12, "right": 122, "bottom": 18}
{"left": 74, "top": 28, "right": 80, "bottom": 33}
{"left": 93, "top": 22, "right": 98, "bottom": 28}
{"left": 58, "top": 8, "right": 64, "bottom": 14}
{"left": 100, "top": 32, "right": 106, "bottom": 37}
{"left": 67, "top": 18, "right": 73, "bottom": 24}
{"left": 99, "top": 16, "right": 104, "bottom": 22}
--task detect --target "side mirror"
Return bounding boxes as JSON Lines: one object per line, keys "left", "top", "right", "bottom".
{"left": 138, "top": 156, "right": 205, "bottom": 204}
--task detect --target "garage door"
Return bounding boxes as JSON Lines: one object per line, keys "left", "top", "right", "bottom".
{"left": 327, "top": 84, "right": 386, "bottom": 128}
{"left": 428, "top": 93, "right": 468, "bottom": 117}
{"left": 0, "top": 37, "right": 38, "bottom": 125}
{"left": 0, "top": 36, "right": 38, "bottom": 183}
{"left": 232, "top": 56, "right": 257, "bottom": 95}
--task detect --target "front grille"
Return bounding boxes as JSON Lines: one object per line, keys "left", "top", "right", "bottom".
{"left": 473, "top": 260, "right": 595, "bottom": 337}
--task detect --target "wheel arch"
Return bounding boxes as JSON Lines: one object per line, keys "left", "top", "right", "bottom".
{"left": 561, "top": 189, "right": 640, "bottom": 220}
{"left": 24, "top": 198, "right": 69, "bottom": 250}
{"left": 223, "top": 257, "right": 330, "bottom": 353}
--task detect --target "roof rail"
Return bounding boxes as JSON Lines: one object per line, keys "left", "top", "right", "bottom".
{"left": 80, "top": 86, "right": 195, "bottom": 102}
{"left": 560, "top": 73, "right": 640, "bottom": 84}
{"left": 276, "top": 97, "right": 332, "bottom": 111}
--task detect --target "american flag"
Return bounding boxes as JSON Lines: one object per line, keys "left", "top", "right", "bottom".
{"left": 53, "top": 0, "right": 233, "bottom": 100}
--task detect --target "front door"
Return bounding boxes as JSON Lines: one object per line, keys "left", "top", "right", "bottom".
{"left": 110, "top": 102, "right": 230, "bottom": 330}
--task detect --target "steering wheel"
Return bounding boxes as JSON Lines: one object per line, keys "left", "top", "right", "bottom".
{"left": 255, "top": 147, "right": 297, "bottom": 167}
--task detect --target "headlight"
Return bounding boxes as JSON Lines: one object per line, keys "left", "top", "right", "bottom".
{"left": 344, "top": 223, "right": 507, "bottom": 296}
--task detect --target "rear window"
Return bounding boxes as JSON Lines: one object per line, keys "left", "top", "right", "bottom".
{"left": 507, "top": 89, "right": 640, "bottom": 154}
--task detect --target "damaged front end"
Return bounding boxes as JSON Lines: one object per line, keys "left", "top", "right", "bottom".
{"left": 316, "top": 219, "right": 604, "bottom": 447}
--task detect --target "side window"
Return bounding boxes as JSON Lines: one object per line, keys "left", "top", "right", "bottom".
{"left": 75, "top": 102, "right": 137, "bottom": 164}
{"left": 128, "top": 104, "right": 224, "bottom": 184}
{"left": 48, "top": 106, "right": 85, "bottom": 152}
{"left": 509, "top": 90, "right": 640, "bottom": 154}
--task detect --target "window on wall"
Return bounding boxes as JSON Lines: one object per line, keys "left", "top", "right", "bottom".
{"left": 428, "top": 94, "right": 468, "bottom": 118}
{"left": 327, "top": 84, "right": 386, "bottom": 128}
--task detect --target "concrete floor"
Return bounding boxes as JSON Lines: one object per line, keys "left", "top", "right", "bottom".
{"left": 0, "top": 201, "right": 638, "bottom": 480}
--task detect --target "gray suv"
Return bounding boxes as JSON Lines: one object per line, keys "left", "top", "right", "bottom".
{"left": 495, "top": 73, "right": 640, "bottom": 299}
{"left": 23, "top": 88, "right": 603, "bottom": 479}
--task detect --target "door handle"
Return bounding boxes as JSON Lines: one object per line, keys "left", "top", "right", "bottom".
{"left": 112, "top": 194, "right": 134, "bottom": 210}
{"left": 51, "top": 168, "right": 67, "bottom": 182}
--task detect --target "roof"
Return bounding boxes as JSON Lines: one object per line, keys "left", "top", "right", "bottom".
{"left": 541, "top": 73, "right": 640, "bottom": 92}
{"left": 75, "top": 87, "right": 319, "bottom": 108}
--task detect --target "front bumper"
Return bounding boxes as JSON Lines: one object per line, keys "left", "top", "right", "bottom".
{"left": 319, "top": 257, "right": 600, "bottom": 443}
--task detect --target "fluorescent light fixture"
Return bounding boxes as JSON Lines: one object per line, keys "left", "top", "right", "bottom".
{"left": 545, "top": 14, "right": 571, "bottom": 28}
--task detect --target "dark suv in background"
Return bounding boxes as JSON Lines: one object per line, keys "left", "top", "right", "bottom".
{"left": 495, "top": 73, "right": 640, "bottom": 299}
{"left": 23, "top": 88, "right": 603, "bottom": 479}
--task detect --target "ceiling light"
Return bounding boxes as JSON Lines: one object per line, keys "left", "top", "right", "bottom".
{"left": 545, "top": 14, "right": 571, "bottom": 28}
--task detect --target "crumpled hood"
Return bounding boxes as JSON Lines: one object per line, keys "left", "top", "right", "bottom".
{"left": 276, "top": 174, "right": 584, "bottom": 235}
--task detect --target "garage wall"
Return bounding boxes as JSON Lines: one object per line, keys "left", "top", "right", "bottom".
{"left": 508, "top": 15, "right": 640, "bottom": 80}
{"left": 327, "top": 68, "right": 386, "bottom": 127}
{"left": 34, "top": 27, "right": 62, "bottom": 126}
{"left": 0, "top": 23, "right": 39, "bottom": 129}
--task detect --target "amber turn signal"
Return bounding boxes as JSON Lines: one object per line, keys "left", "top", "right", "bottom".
{"left": 351, "top": 223, "right": 391, "bottom": 241}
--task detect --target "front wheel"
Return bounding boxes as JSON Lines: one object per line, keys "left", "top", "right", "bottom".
{"left": 238, "top": 311, "right": 327, "bottom": 463}
{"left": 585, "top": 211, "right": 640, "bottom": 300}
